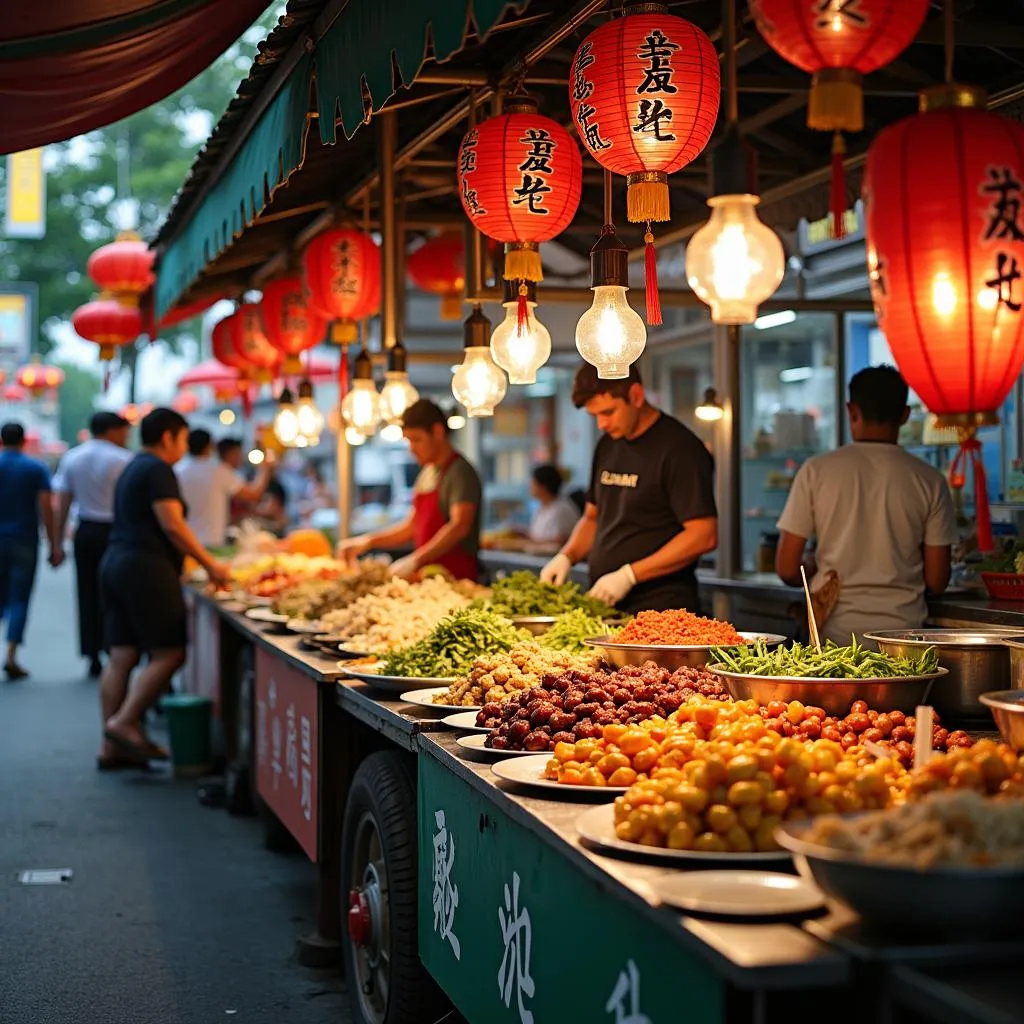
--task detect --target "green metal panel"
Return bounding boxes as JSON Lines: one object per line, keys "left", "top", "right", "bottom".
{"left": 154, "top": 53, "right": 312, "bottom": 320}
{"left": 417, "top": 755, "right": 725, "bottom": 1024}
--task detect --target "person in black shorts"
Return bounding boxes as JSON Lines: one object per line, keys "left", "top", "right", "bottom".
{"left": 97, "top": 408, "right": 232, "bottom": 769}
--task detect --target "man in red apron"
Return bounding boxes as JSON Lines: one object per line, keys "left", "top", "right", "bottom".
{"left": 337, "top": 399, "right": 481, "bottom": 581}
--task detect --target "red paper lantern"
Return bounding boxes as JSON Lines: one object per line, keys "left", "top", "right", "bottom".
{"left": 457, "top": 94, "right": 582, "bottom": 284}
{"left": 2, "top": 384, "right": 27, "bottom": 403}
{"left": 172, "top": 390, "right": 200, "bottom": 414}
{"left": 16, "top": 359, "right": 64, "bottom": 396}
{"left": 72, "top": 297, "right": 142, "bottom": 361}
{"left": 568, "top": 7, "right": 719, "bottom": 224}
{"left": 863, "top": 86, "right": 1024, "bottom": 551}
{"left": 0, "top": 368, "right": 5, "bottom": 388}
{"left": 407, "top": 233, "right": 465, "bottom": 321}
{"left": 302, "top": 228, "right": 381, "bottom": 344}
{"left": 260, "top": 277, "right": 327, "bottom": 374}
{"left": 86, "top": 232, "right": 155, "bottom": 307}
{"left": 225, "top": 305, "right": 280, "bottom": 383}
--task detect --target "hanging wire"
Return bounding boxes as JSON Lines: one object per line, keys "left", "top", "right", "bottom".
{"left": 360, "top": 188, "right": 370, "bottom": 351}
{"left": 603, "top": 168, "right": 613, "bottom": 227}
{"left": 724, "top": 0, "right": 738, "bottom": 125}
{"left": 944, "top": 0, "right": 955, "bottom": 84}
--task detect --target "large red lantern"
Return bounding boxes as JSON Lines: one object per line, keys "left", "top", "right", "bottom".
{"left": 458, "top": 95, "right": 582, "bottom": 286}
{"left": 260, "top": 277, "right": 327, "bottom": 374}
{"left": 407, "top": 234, "right": 465, "bottom": 321}
{"left": 302, "top": 228, "right": 381, "bottom": 344}
{"left": 72, "top": 297, "right": 142, "bottom": 361}
{"left": 86, "top": 233, "right": 155, "bottom": 308}
{"left": 568, "top": 7, "right": 719, "bottom": 225}
{"left": 225, "top": 304, "right": 280, "bottom": 383}
{"left": 863, "top": 86, "right": 1024, "bottom": 551}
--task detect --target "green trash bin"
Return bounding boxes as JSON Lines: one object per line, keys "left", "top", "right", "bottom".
{"left": 160, "top": 694, "right": 213, "bottom": 778}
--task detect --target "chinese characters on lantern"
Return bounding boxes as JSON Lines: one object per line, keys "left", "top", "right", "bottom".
{"left": 497, "top": 871, "right": 535, "bottom": 1024}
{"left": 605, "top": 960, "right": 651, "bottom": 1024}
{"left": 330, "top": 238, "right": 360, "bottom": 297}
{"left": 431, "top": 809, "right": 461, "bottom": 960}
{"left": 512, "top": 129, "right": 555, "bottom": 214}
{"left": 982, "top": 166, "right": 1024, "bottom": 312}
{"left": 633, "top": 29, "right": 679, "bottom": 143}
{"left": 459, "top": 129, "right": 486, "bottom": 217}
{"left": 572, "top": 42, "right": 610, "bottom": 153}
{"left": 813, "top": 0, "right": 868, "bottom": 32}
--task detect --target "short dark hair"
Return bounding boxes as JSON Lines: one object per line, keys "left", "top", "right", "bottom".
{"left": 140, "top": 407, "right": 188, "bottom": 447}
{"left": 571, "top": 362, "right": 643, "bottom": 408}
{"left": 402, "top": 398, "right": 447, "bottom": 433}
{"left": 848, "top": 365, "right": 909, "bottom": 425}
{"left": 90, "top": 411, "right": 129, "bottom": 437}
{"left": 1, "top": 422, "right": 25, "bottom": 447}
{"left": 217, "top": 437, "right": 242, "bottom": 460}
{"left": 532, "top": 463, "right": 563, "bottom": 497}
{"left": 188, "top": 428, "right": 212, "bottom": 457}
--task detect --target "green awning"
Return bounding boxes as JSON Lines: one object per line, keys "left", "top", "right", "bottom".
{"left": 154, "top": 53, "right": 312, "bottom": 320}
{"left": 316, "top": 0, "right": 528, "bottom": 143}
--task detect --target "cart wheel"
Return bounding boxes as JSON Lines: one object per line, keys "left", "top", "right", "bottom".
{"left": 341, "top": 752, "right": 443, "bottom": 1024}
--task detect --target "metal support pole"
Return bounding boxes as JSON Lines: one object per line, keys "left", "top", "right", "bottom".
{"left": 336, "top": 425, "right": 352, "bottom": 541}
{"left": 833, "top": 310, "right": 847, "bottom": 447}
{"left": 713, "top": 323, "right": 743, "bottom": 580}
{"left": 378, "top": 109, "right": 398, "bottom": 349}
{"left": 395, "top": 192, "right": 407, "bottom": 343}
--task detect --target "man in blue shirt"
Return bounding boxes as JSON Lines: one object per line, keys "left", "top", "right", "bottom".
{"left": 0, "top": 422, "right": 63, "bottom": 680}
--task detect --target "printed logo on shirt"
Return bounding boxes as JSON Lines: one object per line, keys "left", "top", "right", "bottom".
{"left": 600, "top": 470, "right": 639, "bottom": 488}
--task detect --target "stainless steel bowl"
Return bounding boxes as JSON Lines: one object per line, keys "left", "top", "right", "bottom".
{"left": 776, "top": 818, "right": 1024, "bottom": 940}
{"left": 978, "top": 689, "right": 1024, "bottom": 751}
{"left": 706, "top": 665, "right": 946, "bottom": 715}
{"left": 583, "top": 632, "right": 787, "bottom": 671}
{"left": 864, "top": 628, "right": 1019, "bottom": 719}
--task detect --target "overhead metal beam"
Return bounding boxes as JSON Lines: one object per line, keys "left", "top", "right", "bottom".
{"left": 915, "top": 20, "right": 1024, "bottom": 48}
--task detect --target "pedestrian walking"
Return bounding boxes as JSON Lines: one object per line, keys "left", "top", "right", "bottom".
{"left": 98, "top": 408, "right": 232, "bottom": 769}
{"left": 0, "top": 422, "right": 64, "bottom": 680}
{"left": 53, "top": 411, "right": 133, "bottom": 677}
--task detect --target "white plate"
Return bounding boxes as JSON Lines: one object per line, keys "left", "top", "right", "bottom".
{"left": 574, "top": 804, "right": 792, "bottom": 866}
{"left": 213, "top": 590, "right": 239, "bottom": 603}
{"left": 246, "top": 595, "right": 274, "bottom": 607}
{"left": 456, "top": 734, "right": 542, "bottom": 758}
{"left": 654, "top": 870, "right": 824, "bottom": 917}
{"left": 244, "top": 607, "right": 289, "bottom": 624}
{"left": 341, "top": 668, "right": 457, "bottom": 694}
{"left": 491, "top": 755, "right": 626, "bottom": 797}
{"left": 399, "top": 687, "right": 479, "bottom": 711}
{"left": 286, "top": 619, "right": 324, "bottom": 634}
{"left": 441, "top": 710, "right": 488, "bottom": 730}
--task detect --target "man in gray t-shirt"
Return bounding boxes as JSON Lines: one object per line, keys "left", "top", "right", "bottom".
{"left": 776, "top": 366, "right": 957, "bottom": 643}
{"left": 337, "top": 399, "right": 482, "bottom": 581}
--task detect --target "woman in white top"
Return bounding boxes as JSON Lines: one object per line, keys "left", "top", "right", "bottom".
{"left": 528, "top": 464, "right": 580, "bottom": 552}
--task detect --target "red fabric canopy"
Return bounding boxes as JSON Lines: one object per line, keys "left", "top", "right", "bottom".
{"left": 0, "top": 0, "right": 268, "bottom": 154}
{"left": 176, "top": 353, "right": 340, "bottom": 389}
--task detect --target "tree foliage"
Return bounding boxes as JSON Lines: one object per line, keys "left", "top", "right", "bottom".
{"left": 54, "top": 361, "right": 102, "bottom": 444}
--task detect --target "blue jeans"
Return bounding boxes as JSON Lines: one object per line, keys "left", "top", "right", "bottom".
{"left": 0, "top": 537, "right": 39, "bottom": 646}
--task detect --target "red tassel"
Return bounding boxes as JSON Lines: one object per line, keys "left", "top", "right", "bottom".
{"left": 644, "top": 228, "right": 662, "bottom": 327}
{"left": 338, "top": 351, "right": 350, "bottom": 399}
{"left": 830, "top": 132, "right": 847, "bottom": 240}
{"left": 951, "top": 437, "right": 993, "bottom": 553}
{"left": 242, "top": 387, "right": 253, "bottom": 420}
{"left": 516, "top": 283, "right": 528, "bottom": 337}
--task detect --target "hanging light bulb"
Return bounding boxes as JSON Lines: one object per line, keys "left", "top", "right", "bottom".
{"left": 685, "top": 128, "right": 785, "bottom": 325}
{"left": 695, "top": 387, "right": 725, "bottom": 422}
{"left": 575, "top": 226, "right": 647, "bottom": 380}
{"left": 344, "top": 426, "right": 367, "bottom": 447}
{"left": 341, "top": 347, "right": 382, "bottom": 436}
{"left": 295, "top": 378, "right": 324, "bottom": 446}
{"left": 452, "top": 305, "right": 507, "bottom": 417}
{"left": 489, "top": 280, "right": 552, "bottom": 385}
{"left": 378, "top": 342, "right": 419, "bottom": 425}
{"left": 380, "top": 422, "right": 404, "bottom": 443}
{"left": 272, "top": 385, "right": 301, "bottom": 447}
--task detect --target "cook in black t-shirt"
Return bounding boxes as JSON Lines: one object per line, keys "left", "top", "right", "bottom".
{"left": 541, "top": 363, "right": 718, "bottom": 615}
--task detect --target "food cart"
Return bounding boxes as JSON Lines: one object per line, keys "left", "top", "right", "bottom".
{"left": 154, "top": 2, "right": 1024, "bottom": 1021}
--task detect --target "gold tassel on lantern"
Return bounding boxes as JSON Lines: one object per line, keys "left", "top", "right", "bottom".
{"left": 627, "top": 171, "right": 670, "bottom": 224}
{"left": 808, "top": 69, "right": 864, "bottom": 133}
{"left": 440, "top": 294, "right": 463, "bottom": 321}
{"left": 503, "top": 241, "right": 543, "bottom": 284}
{"left": 331, "top": 320, "right": 358, "bottom": 344}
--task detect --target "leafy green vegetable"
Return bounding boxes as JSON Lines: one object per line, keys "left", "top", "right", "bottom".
{"left": 977, "top": 540, "right": 1024, "bottom": 574}
{"left": 709, "top": 637, "right": 939, "bottom": 679}
{"left": 477, "top": 571, "right": 615, "bottom": 618}
{"left": 536, "top": 609, "right": 625, "bottom": 654}
{"left": 381, "top": 609, "right": 529, "bottom": 679}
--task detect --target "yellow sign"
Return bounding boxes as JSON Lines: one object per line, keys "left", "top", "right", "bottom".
{"left": 5, "top": 149, "right": 46, "bottom": 239}
{"left": 0, "top": 292, "right": 30, "bottom": 362}
{"left": 805, "top": 208, "right": 859, "bottom": 247}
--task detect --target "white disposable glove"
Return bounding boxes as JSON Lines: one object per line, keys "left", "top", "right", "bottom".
{"left": 588, "top": 564, "right": 636, "bottom": 606}
{"left": 389, "top": 554, "right": 419, "bottom": 580}
{"left": 540, "top": 552, "right": 573, "bottom": 586}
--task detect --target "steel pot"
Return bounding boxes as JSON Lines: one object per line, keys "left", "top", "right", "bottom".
{"left": 864, "top": 628, "right": 1020, "bottom": 719}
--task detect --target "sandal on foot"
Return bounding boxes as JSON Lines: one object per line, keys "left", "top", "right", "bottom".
{"left": 103, "top": 728, "right": 169, "bottom": 762}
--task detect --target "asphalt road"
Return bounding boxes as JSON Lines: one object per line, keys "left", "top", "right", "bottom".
{"left": 0, "top": 560, "right": 349, "bottom": 1024}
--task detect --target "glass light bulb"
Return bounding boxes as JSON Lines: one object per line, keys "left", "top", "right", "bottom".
{"left": 574, "top": 286, "right": 647, "bottom": 380}
{"left": 378, "top": 370, "right": 420, "bottom": 425}
{"left": 273, "top": 402, "right": 300, "bottom": 446}
{"left": 296, "top": 397, "right": 324, "bottom": 446}
{"left": 451, "top": 346, "right": 507, "bottom": 417}
{"left": 341, "top": 378, "right": 381, "bottom": 435}
{"left": 248, "top": 449, "right": 265, "bottom": 465}
{"left": 380, "top": 422, "right": 404, "bottom": 443}
{"left": 489, "top": 301, "right": 552, "bottom": 385}
{"left": 345, "top": 426, "right": 367, "bottom": 447}
{"left": 219, "top": 409, "right": 236, "bottom": 425}
{"left": 685, "top": 194, "right": 785, "bottom": 325}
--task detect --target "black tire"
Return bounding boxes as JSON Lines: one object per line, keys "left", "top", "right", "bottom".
{"left": 341, "top": 752, "right": 444, "bottom": 1024}
{"left": 225, "top": 649, "right": 255, "bottom": 818}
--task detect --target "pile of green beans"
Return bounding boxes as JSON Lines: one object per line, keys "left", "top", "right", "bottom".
{"left": 709, "top": 638, "right": 939, "bottom": 679}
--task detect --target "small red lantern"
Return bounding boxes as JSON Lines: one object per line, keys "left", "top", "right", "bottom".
{"left": 172, "top": 390, "right": 200, "bottom": 414}
{"left": 0, "top": 369, "right": 5, "bottom": 388}
{"left": 16, "top": 359, "right": 64, "bottom": 397}
{"left": 458, "top": 95, "right": 582, "bottom": 286}
{"left": 2, "top": 384, "right": 27, "bottom": 403}
{"left": 260, "top": 277, "right": 327, "bottom": 374}
{"left": 225, "top": 305, "right": 280, "bottom": 383}
{"left": 72, "top": 297, "right": 142, "bottom": 361}
{"left": 86, "top": 232, "right": 155, "bottom": 308}
{"left": 863, "top": 85, "right": 1024, "bottom": 552}
{"left": 407, "top": 234, "right": 466, "bottom": 321}
{"left": 568, "top": 7, "right": 719, "bottom": 224}
{"left": 302, "top": 228, "right": 381, "bottom": 344}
